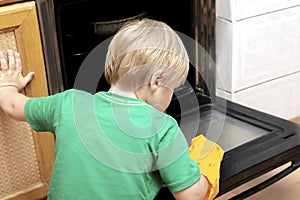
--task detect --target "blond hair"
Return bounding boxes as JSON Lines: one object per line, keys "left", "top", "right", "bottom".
{"left": 104, "top": 19, "right": 189, "bottom": 90}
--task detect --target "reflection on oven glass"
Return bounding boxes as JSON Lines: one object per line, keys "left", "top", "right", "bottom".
{"left": 198, "top": 110, "right": 271, "bottom": 152}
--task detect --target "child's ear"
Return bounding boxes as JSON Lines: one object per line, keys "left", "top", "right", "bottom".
{"left": 150, "top": 71, "right": 163, "bottom": 91}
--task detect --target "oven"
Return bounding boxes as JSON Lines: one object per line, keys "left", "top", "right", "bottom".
{"left": 36, "top": 0, "right": 300, "bottom": 199}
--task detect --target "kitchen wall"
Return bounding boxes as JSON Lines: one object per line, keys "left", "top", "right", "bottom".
{"left": 215, "top": 0, "right": 300, "bottom": 119}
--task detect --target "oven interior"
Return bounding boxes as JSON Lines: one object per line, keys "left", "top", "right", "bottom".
{"left": 54, "top": 0, "right": 200, "bottom": 93}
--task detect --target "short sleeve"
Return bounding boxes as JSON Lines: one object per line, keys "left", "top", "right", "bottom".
{"left": 157, "top": 117, "right": 201, "bottom": 192}
{"left": 24, "top": 91, "right": 65, "bottom": 133}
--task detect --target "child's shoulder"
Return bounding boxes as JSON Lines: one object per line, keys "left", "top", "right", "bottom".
{"left": 59, "top": 89, "right": 95, "bottom": 98}
{"left": 47, "top": 89, "right": 96, "bottom": 106}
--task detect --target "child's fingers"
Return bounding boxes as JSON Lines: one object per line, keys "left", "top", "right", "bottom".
{"left": 24, "top": 72, "right": 35, "bottom": 85}
{"left": 0, "top": 51, "right": 8, "bottom": 71}
{"left": 7, "top": 50, "right": 16, "bottom": 70}
{"left": 15, "top": 52, "right": 22, "bottom": 72}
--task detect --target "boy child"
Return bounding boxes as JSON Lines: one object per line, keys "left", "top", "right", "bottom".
{"left": 0, "top": 19, "right": 209, "bottom": 199}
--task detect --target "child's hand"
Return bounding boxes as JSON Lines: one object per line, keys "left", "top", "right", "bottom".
{"left": 0, "top": 50, "right": 35, "bottom": 91}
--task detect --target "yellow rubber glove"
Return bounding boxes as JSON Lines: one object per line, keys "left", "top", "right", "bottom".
{"left": 189, "top": 135, "right": 224, "bottom": 200}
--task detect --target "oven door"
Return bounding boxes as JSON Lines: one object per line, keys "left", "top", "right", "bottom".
{"left": 196, "top": 98, "right": 300, "bottom": 197}
{"left": 155, "top": 95, "right": 300, "bottom": 199}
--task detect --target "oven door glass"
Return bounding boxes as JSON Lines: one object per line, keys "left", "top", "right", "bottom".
{"left": 198, "top": 109, "right": 271, "bottom": 152}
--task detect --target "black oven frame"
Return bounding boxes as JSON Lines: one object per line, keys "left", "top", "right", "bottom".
{"left": 209, "top": 98, "right": 300, "bottom": 198}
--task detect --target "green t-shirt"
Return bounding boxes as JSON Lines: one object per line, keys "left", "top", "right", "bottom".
{"left": 25, "top": 89, "right": 200, "bottom": 200}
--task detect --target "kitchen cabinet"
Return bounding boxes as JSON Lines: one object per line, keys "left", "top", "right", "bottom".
{"left": 215, "top": 0, "right": 300, "bottom": 119}
{"left": 0, "top": 1, "right": 54, "bottom": 199}
{"left": 0, "top": 0, "right": 22, "bottom": 6}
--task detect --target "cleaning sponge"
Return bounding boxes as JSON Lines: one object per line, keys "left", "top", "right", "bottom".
{"left": 189, "top": 134, "right": 224, "bottom": 200}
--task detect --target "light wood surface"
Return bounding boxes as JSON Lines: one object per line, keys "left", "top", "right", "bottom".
{"left": 0, "top": 1, "right": 54, "bottom": 199}
{"left": 216, "top": 117, "right": 300, "bottom": 200}
{"left": 0, "top": 0, "right": 23, "bottom": 6}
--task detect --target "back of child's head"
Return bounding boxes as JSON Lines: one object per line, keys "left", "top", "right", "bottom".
{"left": 104, "top": 18, "right": 189, "bottom": 90}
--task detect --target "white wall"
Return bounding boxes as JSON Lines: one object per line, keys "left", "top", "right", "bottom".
{"left": 216, "top": 0, "right": 300, "bottom": 119}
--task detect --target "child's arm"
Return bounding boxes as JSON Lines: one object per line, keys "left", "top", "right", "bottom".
{"left": 0, "top": 50, "right": 35, "bottom": 121}
{"left": 157, "top": 121, "right": 210, "bottom": 200}
{"left": 172, "top": 174, "right": 209, "bottom": 200}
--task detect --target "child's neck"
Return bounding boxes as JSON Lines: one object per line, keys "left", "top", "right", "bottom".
{"left": 108, "top": 85, "right": 138, "bottom": 99}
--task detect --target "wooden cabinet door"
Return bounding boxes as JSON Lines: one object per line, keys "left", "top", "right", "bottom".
{"left": 0, "top": 1, "right": 54, "bottom": 199}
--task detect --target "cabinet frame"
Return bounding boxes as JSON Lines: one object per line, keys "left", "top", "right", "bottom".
{"left": 0, "top": 1, "right": 54, "bottom": 199}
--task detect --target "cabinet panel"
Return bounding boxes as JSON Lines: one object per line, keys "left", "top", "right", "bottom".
{"left": 235, "top": 6, "right": 300, "bottom": 91}
{"left": 233, "top": 72, "right": 300, "bottom": 119}
{"left": 0, "top": 0, "right": 23, "bottom": 6}
{"left": 216, "top": 0, "right": 300, "bottom": 21}
{"left": 216, "top": 3, "right": 300, "bottom": 120}
{"left": 216, "top": 6, "right": 300, "bottom": 93}
{"left": 0, "top": 2, "right": 54, "bottom": 199}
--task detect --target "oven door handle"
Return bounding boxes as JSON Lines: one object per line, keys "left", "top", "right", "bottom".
{"left": 229, "top": 160, "right": 300, "bottom": 200}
